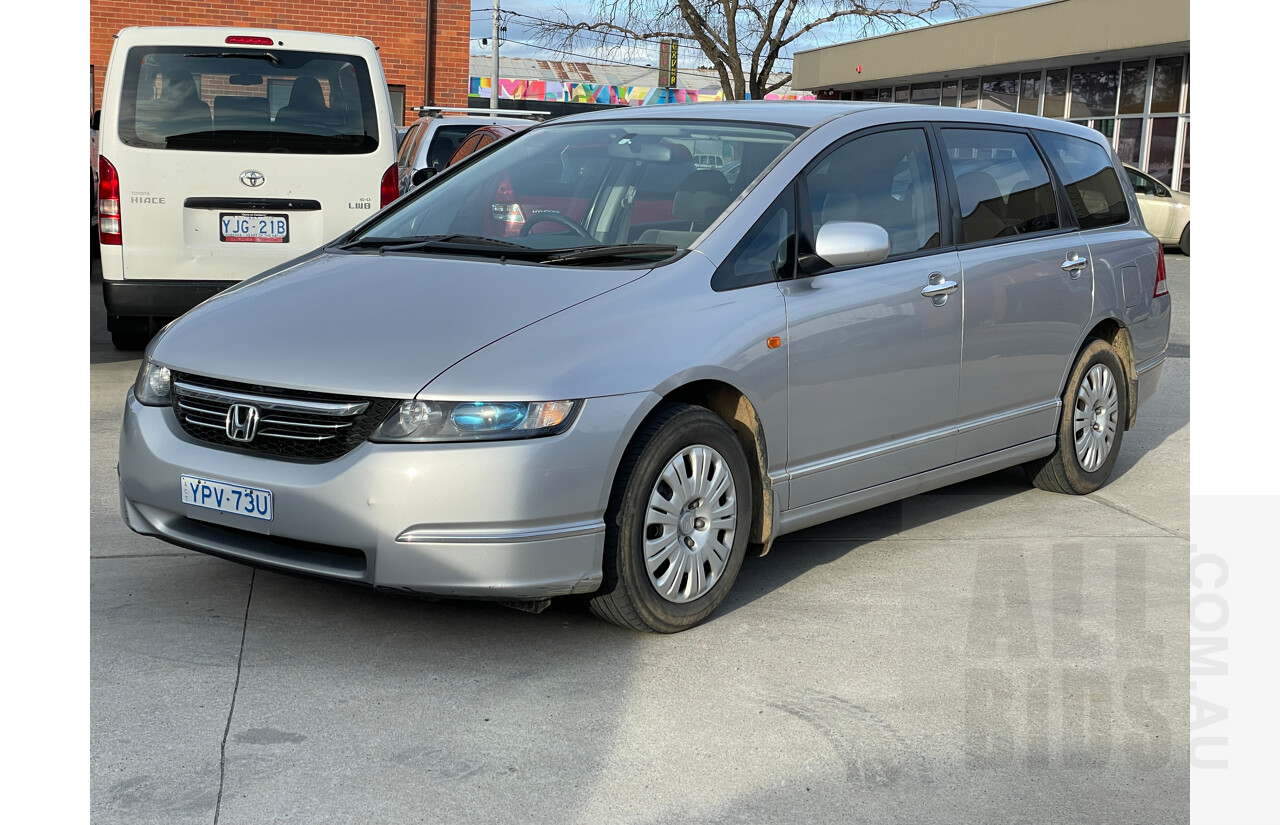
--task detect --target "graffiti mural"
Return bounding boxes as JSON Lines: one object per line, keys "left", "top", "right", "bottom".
{"left": 468, "top": 76, "right": 812, "bottom": 105}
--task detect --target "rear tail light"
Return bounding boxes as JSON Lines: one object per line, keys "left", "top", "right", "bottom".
{"left": 380, "top": 164, "right": 399, "bottom": 208}
{"left": 226, "top": 36, "right": 275, "bottom": 46}
{"left": 1153, "top": 244, "right": 1168, "bottom": 297}
{"left": 98, "top": 155, "right": 121, "bottom": 246}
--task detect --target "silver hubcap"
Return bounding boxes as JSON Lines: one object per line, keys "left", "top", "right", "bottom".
{"left": 1073, "top": 363, "right": 1119, "bottom": 472}
{"left": 643, "top": 444, "right": 738, "bottom": 604}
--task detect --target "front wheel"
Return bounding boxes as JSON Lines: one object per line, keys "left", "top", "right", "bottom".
{"left": 590, "top": 404, "right": 752, "bottom": 633}
{"left": 1179, "top": 224, "right": 1190, "bottom": 256}
{"left": 1025, "top": 339, "right": 1128, "bottom": 495}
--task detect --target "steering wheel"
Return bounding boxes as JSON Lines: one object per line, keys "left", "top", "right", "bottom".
{"left": 518, "top": 210, "right": 593, "bottom": 240}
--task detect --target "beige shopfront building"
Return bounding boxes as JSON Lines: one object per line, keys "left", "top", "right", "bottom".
{"left": 792, "top": 0, "right": 1190, "bottom": 191}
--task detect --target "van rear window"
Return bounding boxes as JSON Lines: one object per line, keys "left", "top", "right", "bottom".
{"left": 117, "top": 46, "right": 380, "bottom": 154}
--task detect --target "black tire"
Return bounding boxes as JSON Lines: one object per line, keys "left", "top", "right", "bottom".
{"left": 109, "top": 318, "right": 151, "bottom": 351}
{"left": 1179, "top": 224, "right": 1190, "bottom": 257}
{"left": 589, "top": 403, "right": 753, "bottom": 633}
{"left": 1025, "top": 339, "right": 1127, "bottom": 495}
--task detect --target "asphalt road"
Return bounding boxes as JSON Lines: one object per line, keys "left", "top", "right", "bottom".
{"left": 90, "top": 253, "right": 1191, "bottom": 825}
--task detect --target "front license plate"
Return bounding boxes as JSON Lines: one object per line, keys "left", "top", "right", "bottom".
{"left": 181, "top": 475, "right": 273, "bottom": 521}
{"left": 220, "top": 212, "right": 288, "bottom": 243}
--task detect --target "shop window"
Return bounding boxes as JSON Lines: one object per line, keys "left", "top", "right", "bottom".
{"left": 1018, "top": 72, "right": 1042, "bottom": 115}
{"left": 1116, "top": 119, "right": 1144, "bottom": 165}
{"left": 980, "top": 73, "right": 1019, "bottom": 113}
{"left": 942, "top": 80, "right": 958, "bottom": 107}
{"left": 1070, "top": 63, "right": 1119, "bottom": 118}
{"left": 911, "top": 82, "right": 941, "bottom": 106}
{"left": 1180, "top": 122, "right": 1190, "bottom": 192}
{"left": 1147, "top": 117, "right": 1179, "bottom": 185}
{"left": 1118, "top": 61, "right": 1148, "bottom": 115}
{"left": 1150, "top": 57, "right": 1184, "bottom": 113}
{"left": 1043, "top": 69, "right": 1068, "bottom": 119}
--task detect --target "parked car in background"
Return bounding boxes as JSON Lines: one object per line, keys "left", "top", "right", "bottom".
{"left": 396, "top": 107, "right": 545, "bottom": 191}
{"left": 90, "top": 124, "right": 99, "bottom": 226}
{"left": 118, "top": 102, "right": 1170, "bottom": 633}
{"left": 91, "top": 121, "right": 101, "bottom": 258}
{"left": 444, "top": 122, "right": 533, "bottom": 167}
{"left": 96, "top": 26, "right": 401, "bottom": 350}
{"left": 1125, "top": 165, "right": 1190, "bottom": 255}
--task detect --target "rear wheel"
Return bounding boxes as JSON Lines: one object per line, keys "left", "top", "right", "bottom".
{"left": 590, "top": 404, "right": 752, "bottom": 633}
{"left": 109, "top": 317, "right": 151, "bottom": 351}
{"left": 1179, "top": 224, "right": 1190, "bottom": 256}
{"left": 1025, "top": 339, "right": 1127, "bottom": 495}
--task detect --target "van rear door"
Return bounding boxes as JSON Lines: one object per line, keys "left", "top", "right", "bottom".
{"left": 109, "top": 40, "right": 389, "bottom": 283}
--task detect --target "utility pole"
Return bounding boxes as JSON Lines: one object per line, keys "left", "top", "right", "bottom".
{"left": 491, "top": 0, "right": 500, "bottom": 110}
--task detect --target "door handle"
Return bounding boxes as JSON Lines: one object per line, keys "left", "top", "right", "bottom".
{"left": 920, "top": 272, "right": 958, "bottom": 307}
{"left": 1061, "top": 252, "right": 1089, "bottom": 279}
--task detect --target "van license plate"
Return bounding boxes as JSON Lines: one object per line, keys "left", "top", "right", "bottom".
{"left": 220, "top": 213, "right": 288, "bottom": 243}
{"left": 181, "top": 474, "right": 273, "bottom": 521}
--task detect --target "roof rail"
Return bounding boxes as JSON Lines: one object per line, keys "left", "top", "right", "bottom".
{"left": 412, "top": 106, "right": 550, "bottom": 120}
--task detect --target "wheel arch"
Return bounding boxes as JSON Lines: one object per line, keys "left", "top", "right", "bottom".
{"left": 624, "top": 380, "right": 776, "bottom": 554}
{"left": 1075, "top": 317, "right": 1138, "bottom": 430}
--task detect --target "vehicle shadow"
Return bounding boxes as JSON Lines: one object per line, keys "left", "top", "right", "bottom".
{"left": 715, "top": 467, "right": 1036, "bottom": 620}
{"left": 90, "top": 254, "right": 143, "bottom": 366}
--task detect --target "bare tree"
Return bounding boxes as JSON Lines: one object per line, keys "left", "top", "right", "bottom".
{"left": 523, "top": 1, "right": 970, "bottom": 100}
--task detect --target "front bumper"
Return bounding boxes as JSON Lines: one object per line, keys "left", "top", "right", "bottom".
{"left": 118, "top": 390, "right": 653, "bottom": 599}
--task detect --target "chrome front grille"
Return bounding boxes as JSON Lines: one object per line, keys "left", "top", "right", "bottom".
{"left": 170, "top": 373, "right": 398, "bottom": 461}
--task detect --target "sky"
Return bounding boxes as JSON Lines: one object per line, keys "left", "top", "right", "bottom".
{"left": 466, "top": 1, "right": 1046, "bottom": 76}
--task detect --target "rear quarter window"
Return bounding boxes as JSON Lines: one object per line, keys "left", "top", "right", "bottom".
{"left": 1037, "top": 131, "right": 1131, "bottom": 230}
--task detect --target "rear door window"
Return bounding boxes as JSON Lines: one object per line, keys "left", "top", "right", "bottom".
{"left": 940, "top": 129, "right": 1061, "bottom": 243}
{"left": 1037, "top": 131, "right": 1130, "bottom": 229}
{"left": 118, "top": 46, "right": 380, "bottom": 154}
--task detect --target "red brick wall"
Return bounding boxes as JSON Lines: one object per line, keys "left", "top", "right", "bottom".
{"left": 89, "top": 0, "right": 470, "bottom": 124}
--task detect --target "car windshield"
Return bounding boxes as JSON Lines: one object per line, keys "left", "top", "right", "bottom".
{"left": 352, "top": 119, "right": 804, "bottom": 261}
{"left": 117, "top": 46, "right": 380, "bottom": 154}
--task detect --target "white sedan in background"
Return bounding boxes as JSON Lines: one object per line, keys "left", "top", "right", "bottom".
{"left": 1126, "top": 165, "right": 1190, "bottom": 255}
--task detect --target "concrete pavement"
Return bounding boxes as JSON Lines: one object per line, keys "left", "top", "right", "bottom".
{"left": 90, "top": 255, "right": 1191, "bottom": 824}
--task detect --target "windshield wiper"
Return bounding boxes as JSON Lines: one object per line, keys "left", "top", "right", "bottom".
{"left": 383, "top": 234, "right": 533, "bottom": 252}
{"left": 541, "top": 244, "right": 679, "bottom": 265}
{"left": 186, "top": 51, "right": 281, "bottom": 65}
{"left": 336, "top": 234, "right": 535, "bottom": 255}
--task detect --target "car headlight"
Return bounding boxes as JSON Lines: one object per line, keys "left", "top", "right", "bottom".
{"left": 133, "top": 358, "right": 172, "bottom": 407}
{"left": 370, "top": 399, "right": 580, "bottom": 442}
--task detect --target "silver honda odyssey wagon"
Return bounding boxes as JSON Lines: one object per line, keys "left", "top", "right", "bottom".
{"left": 118, "top": 102, "right": 1171, "bottom": 633}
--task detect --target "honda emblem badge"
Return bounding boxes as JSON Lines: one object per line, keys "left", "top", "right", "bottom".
{"left": 225, "top": 404, "right": 261, "bottom": 442}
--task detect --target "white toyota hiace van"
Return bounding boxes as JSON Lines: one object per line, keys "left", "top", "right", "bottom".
{"left": 97, "top": 27, "right": 400, "bottom": 349}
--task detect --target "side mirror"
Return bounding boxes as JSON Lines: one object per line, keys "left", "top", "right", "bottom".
{"left": 91, "top": 109, "right": 101, "bottom": 130}
{"left": 411, "top": 167, "right": 437, "bottom": 187}
{"left": 812, "top": 221, "right": 891, "bottom": 270}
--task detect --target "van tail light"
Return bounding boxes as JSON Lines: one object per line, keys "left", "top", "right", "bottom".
{"left": 226, "top": 36, "right": 274, "bottom": 46}
{"left": 380, "top": 164, "right": 399, "bottom": 208}
{"left": 98, "top": 155, "right": 122, "bottom": 246}
{"left": 1153, "top": 244, "right": 1168, "bottom": 297}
